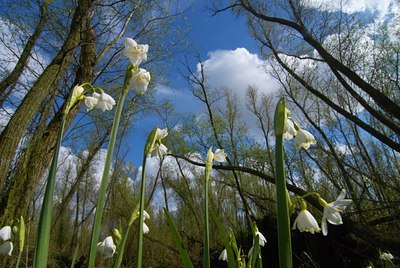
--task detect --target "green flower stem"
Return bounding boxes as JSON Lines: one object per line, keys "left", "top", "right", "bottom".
{"left": 113, "top": 205, "right": 139, "bottom": 268}
{"left": 136, "top": 128, "right": 157, "bottom": 268}
{"left": 16, "top": 216, "right": 25, "bottom": 268}
{"left": 87, "top": 65, "right": 134, "bottom": 268}
{"left": 203, "top": 149, "right": 213, "bottom": 268}
{"left": 33, "top": 112, "right": 67, "bottom": 268}
{"left": 274, "top": 98, "right": 293, "bottom": 268}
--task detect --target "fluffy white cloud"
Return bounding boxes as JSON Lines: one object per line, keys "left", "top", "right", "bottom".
{"left": 199, "top": 48, "right": 280, "bottom": 137}
{"left": 200, "top": 48, "right": 278, "bottom": 97}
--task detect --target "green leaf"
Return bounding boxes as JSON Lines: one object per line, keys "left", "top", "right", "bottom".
{"left": 210, "top": 209, "right": 236, "bottom": 268}
{"left": 385, "top": 260, "right": 395, "bottom": 268}
{"left": 164, "top": 208, "right": 194, "bottom": 268}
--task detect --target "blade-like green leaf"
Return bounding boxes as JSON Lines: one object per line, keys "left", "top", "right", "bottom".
{"left": 164, "top": 208, "right": 194, "bottom": 268}
{"left": 210, "top": 209, "right": 236, "bottom": 268}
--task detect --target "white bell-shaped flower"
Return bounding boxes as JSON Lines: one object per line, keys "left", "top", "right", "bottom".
{"left": 129, "top": 68, "right": 151, "bottom": 94}
{"left": 295, "top": 129, "right": 316, "bottom": 151}
{"left": 123, "top": 38, "right": 149, "bottom": 66}
{"left": 97, "top": 236, "right": 116, "bottom": 259}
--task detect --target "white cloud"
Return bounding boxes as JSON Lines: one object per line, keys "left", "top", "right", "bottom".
{"left": 199, "top": 48, "right": 280, "bottom": 138}
{"left": 305, "top": 0, "right": 393, "bottom": 17}
{"left": 200, "top": 48, "right": 278, "bottom": 97}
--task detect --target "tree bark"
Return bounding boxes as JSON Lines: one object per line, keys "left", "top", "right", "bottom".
{"left": 0, "top": 3, "right": 96, "bottom": 221}
{"left": 0, "top": 0, "right": 93, "bottom": 191}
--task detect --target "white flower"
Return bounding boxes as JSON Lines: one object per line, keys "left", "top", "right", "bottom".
{"left": 0, "top": 241, "right": 13, "bottom": 256}
{"left": 97, "top": 236, "right": 116, "bottom": 259}
{"left": 295, "top": 129, "right": 316, "bottom": 151}
{"left": 123, "top": 38, "right": 149, "bottom": 66}
{"left": 150, "top": 128, "right": 168, "bottom": 158}
{"left": 380, "top": 252, "right": 394, "bottom": 261}
{"left": 143, "top": 210, "right": 150, "bottom": 220}
{"left": 283, "top": 118, "right": 297, "bottom": 140}
{"left": 219, "top": 248, "right": 227, "bottom": 261}
{"left": 129, "top": 68, "right": 151, "bottom": 94}
{"left": 137, "top": 210, "right": 151, "bottom": 220}
{"left": 320, "top": 190, "right": 352, "bottom": 236}
{"left": 151, "top": 143, "right": 168, "bottom": 158}
{"left": 255, "top": 231, "right": 267, "bottom": 247}
{"left": 84, "top": 92, "right": 99, "bottom": 111}
{"left": 156, "top": 128, "right": 168, "bottom": 140}
{"left": 213, "top": 149, "right": 227, "bottom": 162}
{"left": 0, "top": 226, "right": 12, "bottom": 241}
{"left": 95, "top": 92, "right": 116, "bottom": 112}
{"left": 292, "top": 209, "right": 321, "bottom": 234}
{"left": 85, "top": 92, "right": 116, "bottom": 112}
{"left": 143, "top": 222, "right": 150, "bottom": 234}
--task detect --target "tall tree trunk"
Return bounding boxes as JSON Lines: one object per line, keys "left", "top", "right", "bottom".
{"left": 0, "top": 0, "right": 92, "bottom": 190}
{"left": 0, "top": 3, "right": 96, "bottom": 222}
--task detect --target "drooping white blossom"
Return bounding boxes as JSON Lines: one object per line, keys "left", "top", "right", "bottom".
{"left": 150, "top": 128, "right": 168, "bottom": 158}
{"left": 129, "top": 68, "right": 151, "bottom": 94}
{"left": 97, "top": 236, "right": 116, "bottom": 259}
{"left": 123, "top": 38, "right": 149, "bottom": 66}
{"left": 0, "top": 226, "right": 12, "bottom": 241}
{"left": 143, "top": 222, "right": 150, "bottom": 234}
{"left": 0, "top": 241, "right": 13, "bottom": 256}
{"left": 219, "top": 248, "right": 227, "bottom": 261}
{"left": 295, "top": 129, "right": 316, "bottom": 151}
{"left": 84, "top": 92, "right": 99, "bottom": 111}
{"left": 84, "top": 92, "right": 116, "bottom": 112}
{"left": 292, "top": 209, "right": 321, "bottom": 234}
{"left": 380, "top": 252, "right": 394, "bottom": 261}
{"left": 283, "top": 118, "right": 297, "bottom": 140}
{"left": 95, "top": 92, "right": 116, "bottom": 112}
{"left": 255, "top": 231, "right": 267, "bottom": 247}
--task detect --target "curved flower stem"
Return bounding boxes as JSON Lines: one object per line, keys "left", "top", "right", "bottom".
{"left": 136, "top": 128, "right": 157, "bottom": 268}
{"left": 87, "top": 65, "right": 133, "bottom": 268}
{"left": 33, "top": 112, "right": 67, "bottom": 268}
{"left": 113, "top": 205, "right": 139, "bottom": 268}
{"left": 274, "top": 98, "right": 293, "bottom": 268}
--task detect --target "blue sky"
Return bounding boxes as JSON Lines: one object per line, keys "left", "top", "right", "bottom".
{"left": 128, "top": 1, "right": 261, "bottom": 166}
{"left": 1, "top": 0, "right": 397, "bottom": 171}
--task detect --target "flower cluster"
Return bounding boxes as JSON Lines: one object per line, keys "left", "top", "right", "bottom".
{"left": 150, "top": 128, "right": 169, "bottom": 159}
{"left": 124, "top": 38, "right": 151, "bottom": 94}
{"left": 283, "top": 109, "right": 316, "bottom": 151}
{"left": 71, "top": 38, "right": 151, "bottom": 114}
{"left": 85, "top": 92, "right": 116, "bottom": 112}
{"left": 292, "top": 190, "right": 352, "bottom": 236}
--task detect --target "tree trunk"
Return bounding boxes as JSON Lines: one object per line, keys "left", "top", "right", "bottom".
{"left": 0, "top": 0, "right": 92, "bottom": 191}
{"left": 0, "top": 3, "right": 96, "bottom": 222}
